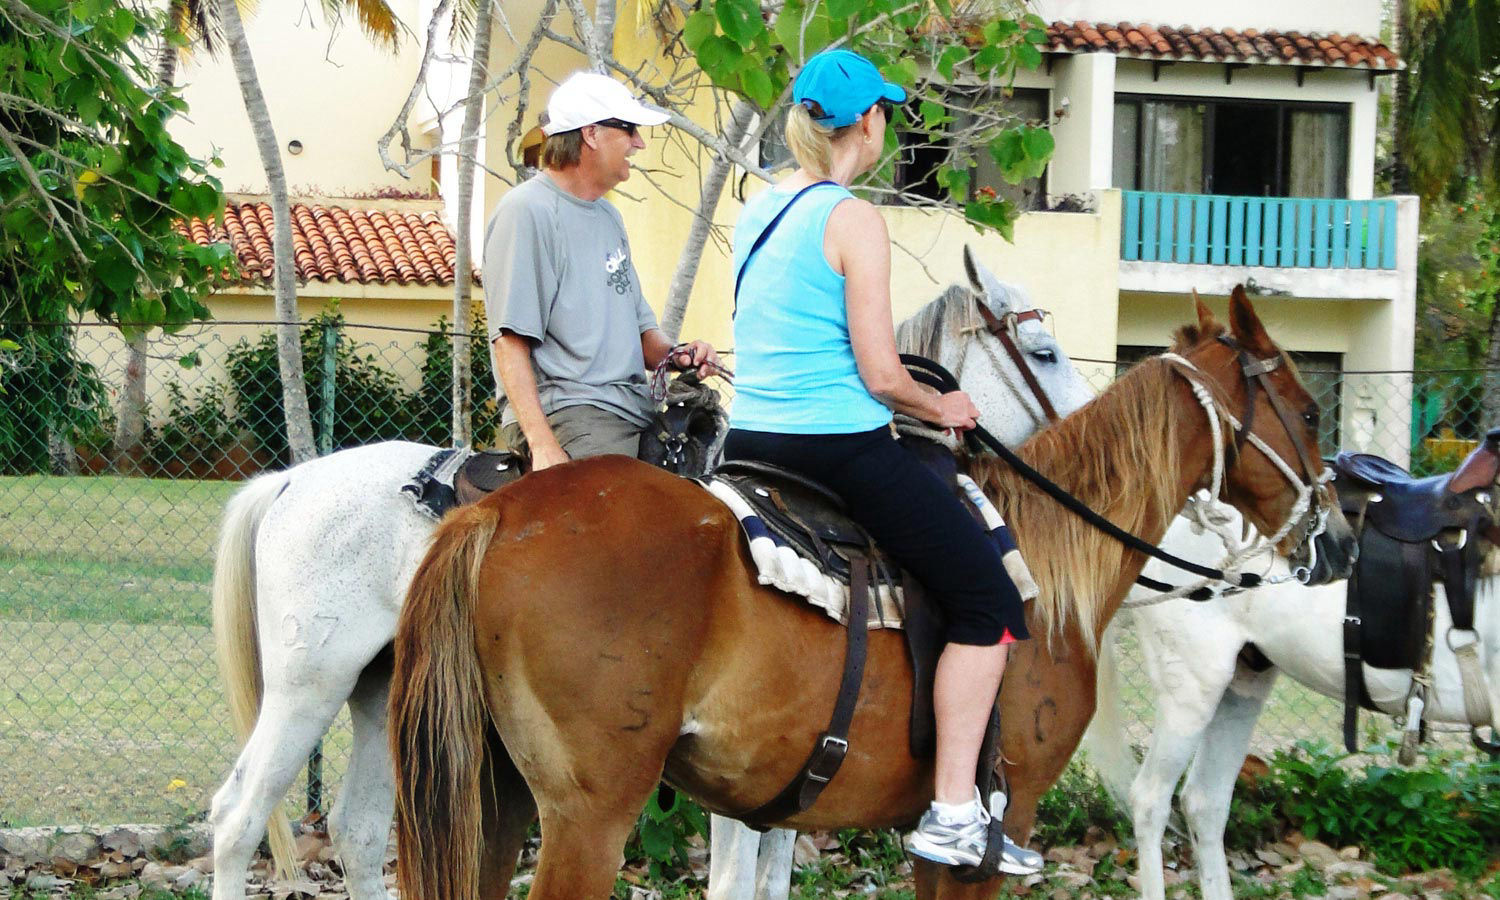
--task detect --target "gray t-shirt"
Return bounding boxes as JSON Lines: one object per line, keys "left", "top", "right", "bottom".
{"left": 482, "top": 173, "right": 659, "bottom": 427}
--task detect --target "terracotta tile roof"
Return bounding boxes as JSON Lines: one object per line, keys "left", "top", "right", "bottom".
{"left": 179, "top": 200, "right": 471, "bottom": 287}
{"left": 1044, "top": 21, "right": 1402, "bottom": 70}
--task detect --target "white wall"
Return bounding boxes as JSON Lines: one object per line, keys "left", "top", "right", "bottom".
{"left": 169, "top": 0, "right": 427, "bottom": 196}
{"left": 1028, "top": 0, "right": 1383, "bottom": 36}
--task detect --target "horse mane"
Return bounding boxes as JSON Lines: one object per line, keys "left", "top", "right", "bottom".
{"left": 965, "top": 321, "right": 1235, "bottom": 652}
{"left": 895, "top": 284, "right": 979, "bottom": 360}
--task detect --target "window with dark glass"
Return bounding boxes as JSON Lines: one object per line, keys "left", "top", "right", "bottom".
{"left": 1113, "top": 97, "right": 1349, "bottom": 198}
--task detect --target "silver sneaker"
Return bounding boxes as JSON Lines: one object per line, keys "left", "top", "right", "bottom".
{"left": 905, "top": 801, "right": 1044, "bottom": 874}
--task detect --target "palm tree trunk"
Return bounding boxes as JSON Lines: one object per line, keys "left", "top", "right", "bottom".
{"left": 449, "top": 0, "right": 495, "bottom": 449}
{"left": 1392, "top": 0, "right": 1412, "bottom": 194}
{"left": 660, "top": 99, "right": 756, "bottom": 341}
{"left": 216, "top": 0, "right": 317, "bottom": 464}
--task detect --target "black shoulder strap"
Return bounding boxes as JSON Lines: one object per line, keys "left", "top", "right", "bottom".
{"left": 733, "top": 180, "right": 838, "bottom": 315}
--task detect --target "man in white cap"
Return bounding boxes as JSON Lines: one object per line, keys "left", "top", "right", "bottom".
{"left": 483, "top": 71, "right": 721, "bottom": 469}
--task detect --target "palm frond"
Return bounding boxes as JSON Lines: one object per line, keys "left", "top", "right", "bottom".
{"left": 448, "top": 0, "right": 479, "bottom": 47}
{"left": 1404, "top": 0, "right": 1500, "bottom": 195}
{"left": 321, "top": 0, "right": 402, "bottom": 49}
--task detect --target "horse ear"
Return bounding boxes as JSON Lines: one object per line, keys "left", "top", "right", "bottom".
{"left": 1228, "top": 284, "right": 1274, "bottom": 351}
{"left": 963, "top": 245, "right": 982, "bottom": 294}
{"left": 1194, "top": 290, "right": 1215, "bottom": 331}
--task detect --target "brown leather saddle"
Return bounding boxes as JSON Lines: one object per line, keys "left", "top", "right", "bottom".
{"left": 1332, "top": 429, "right": 1500, "bottom": 752}
{"left": 402, "top": 374, "right": 727, "bottom": 518}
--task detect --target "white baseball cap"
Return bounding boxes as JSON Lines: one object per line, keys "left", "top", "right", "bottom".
{"left": 542, "top": 71, "right": 670, "bottom": 136}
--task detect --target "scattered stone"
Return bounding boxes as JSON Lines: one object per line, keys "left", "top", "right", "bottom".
{"left": 1325, "top": 886, "right": 1360, "bottom": 900}
{"left": 25, "top": 872, "right": 71, "bottom": 891}
{"left": 175, "top": 867, "right": 206, "bottom": 890}
{"left": 1256, "top": 847, "right": 1289, "bottom": 867}
{"left": 188, "top": 854, "right": 214, "bottom": 874}
{"left": 1340, "top": 846, "right": 1362, "bottom": 860}
{"left": 138, "top": 862, "right": 169, "bottom": 888}
{"left": 100, "top": 829, "right": 142, "bottom": 859}
{"left": 316, "top": 845, "right": 340, "bottom": 864}
{"left": 1277, "top": 859, "right": 1307, "bottom": 877}
{"left": 1049, "top": 887, "right": 1070, "bottom": 900}
{"left": 97, "top": 859, "right": 135, "bottom": 880}
{"left": 50, "top": 857, "right": 80, "bottom": 877}
{"left": 1327, "top": 860, "right": 1377, "bottom": 881}
{"left": 1056, "top": 869, "right": 1093, "bottom": 888}
{"left": 1299, "top": 840, "right": 1344, "bottom": 870}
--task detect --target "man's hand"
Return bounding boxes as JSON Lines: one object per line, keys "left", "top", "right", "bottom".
{"left": 672, "top": 339, "right": 723, "bottom": 379}
{"left": 530, "top": 440, "right": 570, "bottom": 471}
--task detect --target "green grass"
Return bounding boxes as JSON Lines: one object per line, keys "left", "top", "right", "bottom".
{"left": 0, "top": 474, "right": 351, "bottom": 828}
{"left": 0, "top": 475, "right": 237, "bottom": 626}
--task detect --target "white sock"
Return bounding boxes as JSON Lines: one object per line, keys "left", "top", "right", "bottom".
{"left": 930, "top": 798, "right": 980, "bottom": 826}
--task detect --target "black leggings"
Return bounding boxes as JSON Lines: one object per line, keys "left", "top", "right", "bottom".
{"left": 724, "top": 427, "right": 1029, "bottom": 645}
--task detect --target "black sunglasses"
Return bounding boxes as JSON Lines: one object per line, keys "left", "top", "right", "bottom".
{"left": 594, "top": 118, "right": 640, "bottom": 136}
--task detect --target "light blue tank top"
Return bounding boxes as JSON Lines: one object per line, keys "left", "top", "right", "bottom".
{"left": 729, "top": 183, "right": 894, "bottom": 434}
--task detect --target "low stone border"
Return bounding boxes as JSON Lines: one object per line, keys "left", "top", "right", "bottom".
{"left": 0, "top": 824, "right": 213, "bottom": 869}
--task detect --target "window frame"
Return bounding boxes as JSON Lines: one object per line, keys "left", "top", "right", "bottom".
{"left": 1113, "top": 94, "right": 1351, "bottom": 198}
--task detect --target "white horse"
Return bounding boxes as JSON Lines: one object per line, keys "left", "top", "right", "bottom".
{"left": 207, "top": 249, "right": 1096, "bottom": 900}
{"left": 1085, "top": 502, "right": 1500, "bottom": 900}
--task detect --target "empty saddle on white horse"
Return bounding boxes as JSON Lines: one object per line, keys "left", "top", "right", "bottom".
{"left": 1332, "top": 430, "right": 1500, "bottom": 751}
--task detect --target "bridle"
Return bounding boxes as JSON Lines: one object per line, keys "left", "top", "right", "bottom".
{"left": 904, "top": 321, "right": 1333, "bottom": 604}
{"left": 972, "top": 301, "right": 1061, "bottom": 425}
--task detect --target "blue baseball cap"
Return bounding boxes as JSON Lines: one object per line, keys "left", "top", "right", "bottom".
{"left": 792, "top": 49, "right": 906, "bottom": 128}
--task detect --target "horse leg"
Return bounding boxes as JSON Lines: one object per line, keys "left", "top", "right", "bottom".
{"left": 211, "top": 684, "right": 354, "bottom": 900}
{"left": 327, "top": 653, "right": 397, "bottom": 900}
{"left": 708, "top": 816, "right": 761, "bottom": 900}
{"left": 527, "top": 775, "right": 661, "bottom": 900}
{"left": 477, "top": 728, "right": 537, "bottom": 900}
{"left": 1178, "top": 667, "right": 1276, "bottom": 900}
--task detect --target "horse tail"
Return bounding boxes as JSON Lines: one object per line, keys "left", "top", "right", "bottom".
{"left": 211, "top": 469, "right": 299, "bottom": 879}
{"left": 389, "top": 502, "right": 502, "bottom": 900}
{"left": 1082, "top": 617, "right": 1138, "bottom": 814}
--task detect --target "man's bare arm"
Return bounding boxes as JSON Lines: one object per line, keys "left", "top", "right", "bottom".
{"left": 493, "top": 333, "right": 570, "bottom": 470}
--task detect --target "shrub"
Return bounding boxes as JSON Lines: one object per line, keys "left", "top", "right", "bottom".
{"left": 0, "top": 326, "right": 109, "bottom": 474}
{"left": 147, "top": 379, "right": 239, "bottom": 472}
{"left": 1265, "top": 739, "right": 1500, "bottom": 876}
{"left": 414, "top": 313, "right": 503, "bottom": 447}
{"left": 226, "top": 310, "right": 417, "bottom": 465}
{"left": 1032, "top": 759, "right": 1130, "bottom": 847}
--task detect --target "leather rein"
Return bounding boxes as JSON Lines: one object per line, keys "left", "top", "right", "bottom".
{"left": 908, "top": 327, "right": 1329, "bottom": 595}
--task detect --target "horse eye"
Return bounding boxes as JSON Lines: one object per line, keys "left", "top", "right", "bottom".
{"left": 1303, "top": 408, "right": 1320, "bottom": 428}
{"left": 1031, "top": 349, "right": 1056, "bottom": 363}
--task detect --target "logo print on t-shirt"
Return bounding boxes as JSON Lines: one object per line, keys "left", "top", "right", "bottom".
{"left": 604, "top": 247, "right": 632, "bottom": 295}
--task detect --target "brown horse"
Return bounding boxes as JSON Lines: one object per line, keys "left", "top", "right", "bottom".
{"left": 389, "top": 291, "right": 1346, "bottom": 900}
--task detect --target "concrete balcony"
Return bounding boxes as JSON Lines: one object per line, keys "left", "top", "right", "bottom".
{"left": 1117, "top": 190, "right": 1418, "bottom": 301}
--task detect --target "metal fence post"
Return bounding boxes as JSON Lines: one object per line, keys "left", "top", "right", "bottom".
{"left": 306, "top": 319, "right": 338, "bottom": 817}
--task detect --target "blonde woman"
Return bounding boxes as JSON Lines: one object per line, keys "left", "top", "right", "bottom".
{"left": 723, "top": 49, "right": 1042, "bottom": 873}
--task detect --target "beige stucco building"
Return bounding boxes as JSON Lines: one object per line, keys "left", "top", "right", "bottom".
{"left": 158, "top": 0, "right": 1416, "bottom": 459}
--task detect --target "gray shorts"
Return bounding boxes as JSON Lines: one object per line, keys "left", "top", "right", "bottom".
{"left": 499, "top": 404, "right": 642, "bottom": 462}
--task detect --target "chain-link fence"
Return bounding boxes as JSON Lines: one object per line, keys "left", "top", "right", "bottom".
{"left": 0, "top": 318, "right": 1490, "bottom": 827}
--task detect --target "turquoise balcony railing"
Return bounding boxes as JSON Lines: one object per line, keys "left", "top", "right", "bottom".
{"left": 1121, "top": 191, "right": 1398, "bottom": 270}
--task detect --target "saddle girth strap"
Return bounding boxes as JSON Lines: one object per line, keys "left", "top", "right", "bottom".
{"left": 737, "top": 555, "right": 872, "bottom": 828}
{"left": 1436, "top": 521, "right": 1499, "bottom": 742}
